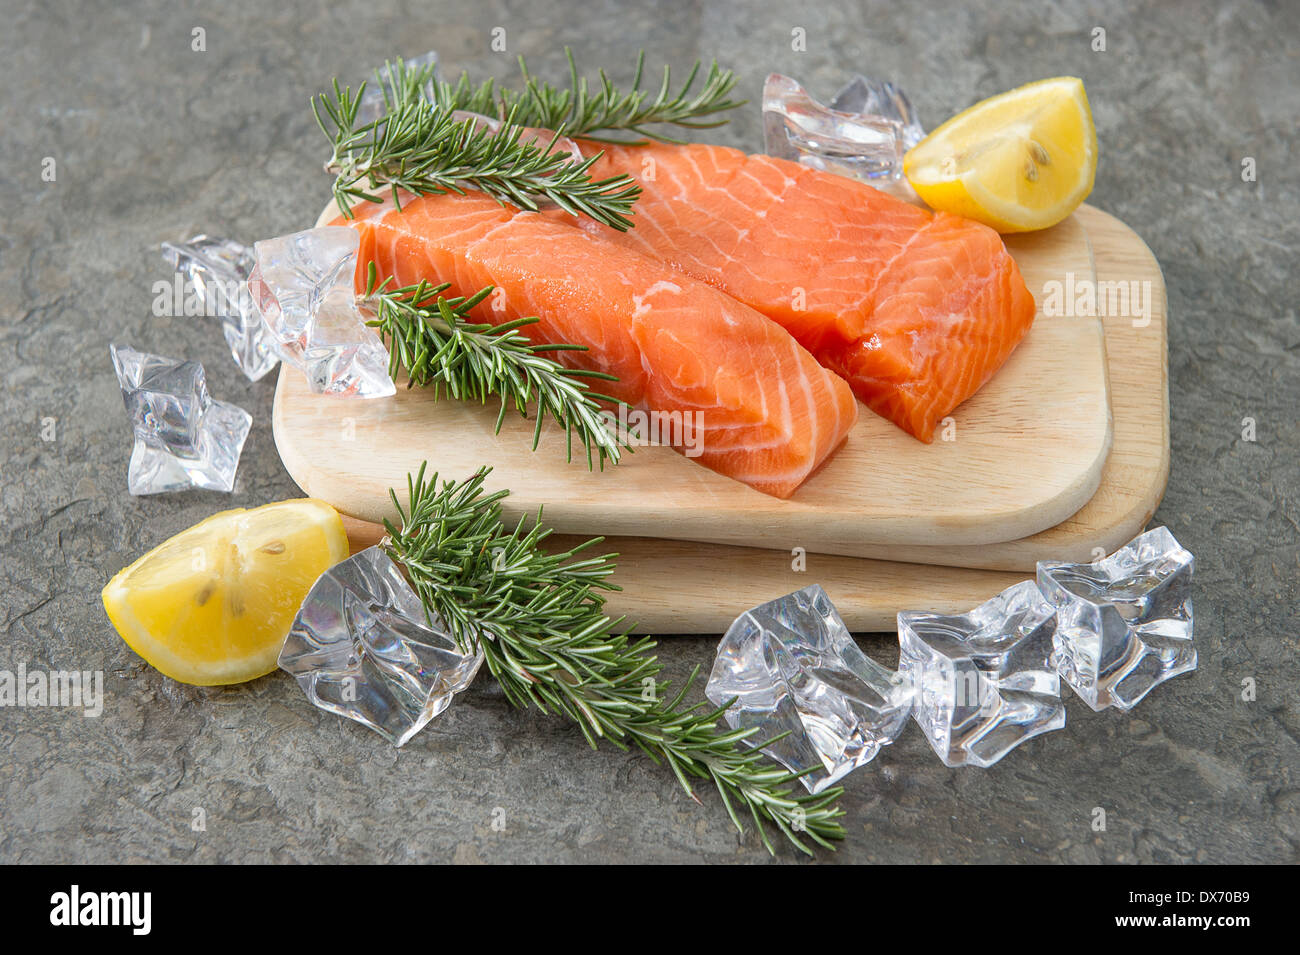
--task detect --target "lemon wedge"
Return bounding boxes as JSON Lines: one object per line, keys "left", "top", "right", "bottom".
{"left": 904, "top": 76, "right": 1097, "bottom": 232}
{"left": 103, "top": 499, "right": 349, "bottom": 686}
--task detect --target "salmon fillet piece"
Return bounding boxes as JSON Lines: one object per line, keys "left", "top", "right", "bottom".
{"left": 569, "top": 142, "right": 1037, "bottom": 442}
{"left": 335, "top": 192, "right": 858, "bottom": 498}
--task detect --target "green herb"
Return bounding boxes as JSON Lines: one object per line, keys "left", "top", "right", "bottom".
{"left": 394, "top": 48, "right": 745, "bottom": 144}
{"left": 313, "top": 59, "right": 641, "bottom": 229}
{"left": 382, "top": 464, "right": 847, "bottom": 856}
{"left": 361, "top": 266, "right": 626, "bottom": 469}
{"left": 313, "top": 50, "right": 746, "bottom": 226}
{"left": 504, "top": 49, "right": 746, "bottom": 144}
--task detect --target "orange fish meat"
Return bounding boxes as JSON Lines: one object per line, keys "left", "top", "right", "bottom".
{"left": 569, "top": 142, "right": 1038, "bottom": 442}
{"left": 336, "top": 192, "right": 858, "bottom": 498}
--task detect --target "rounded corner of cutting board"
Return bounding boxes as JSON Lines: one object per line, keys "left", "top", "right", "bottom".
{"left": 1075, "top": 202, "right": 1172, "bottom": 510}
{"left": 270, "top": 366, "right": 310, "bottom": 494}
{"left": 270, "top": 366, "right": 359, "bottom": 515}
{"left": 917, "top": 204, "right": 1170, "bottom": 571}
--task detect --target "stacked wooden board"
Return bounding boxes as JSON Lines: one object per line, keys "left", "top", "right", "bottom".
{"left": 273, "top": 205, "right": 1168, "bottom": 631}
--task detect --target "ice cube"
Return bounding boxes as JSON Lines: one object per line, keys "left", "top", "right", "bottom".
{"left": 161, "top": 235, "right": 280, "bottom": 382}
{"left": 247, "top": 227, "right": 396, "bottom": 399}
{"left": 762, "top": 72, "right": 924, "bottom": 184}
{"left": 705, "top": 584, "right": 913, "bottom": 793}
{"left": 109, "top": 344, "right": 251, "bottom": 495}
{"left": 278, "top": 546, "right": 483, "bottom": 746}
{"left": 829, "top": 75, "right": 925, "bottom": 151}
{"left": 898, "top": 580, "right": 1065, "bottom": 768}
{"left": 1038, "top": 527, "right": 1196, "bottom": 711}
{"left": 355, "top": 50, "right": 440, "bottom": 127}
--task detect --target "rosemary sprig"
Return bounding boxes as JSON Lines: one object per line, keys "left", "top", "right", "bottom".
{"left": 361, "top": 265, "right": 626, "bottom": 469}
{"left": 505, "top": 49, "right": 746, "bottom": 144}
{"left": 314, "top": 63, "right": 641, "bottom": 229}
{"left": 383, "top": 465, "right": 847, "bottom": 856}
{"left": 392, "top": 48, "right": 744, "bottom": 144}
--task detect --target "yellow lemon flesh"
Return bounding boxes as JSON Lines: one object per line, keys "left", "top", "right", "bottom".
{"left": 102, "top": 499, "right": 349, "bottom": 686}
{"left": 904, "top": 76, "right": 1097, "bottom": 233}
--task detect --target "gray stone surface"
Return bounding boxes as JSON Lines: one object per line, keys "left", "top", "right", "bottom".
{"left": 1, "top": 0, "right": 1296, "bottom": 863}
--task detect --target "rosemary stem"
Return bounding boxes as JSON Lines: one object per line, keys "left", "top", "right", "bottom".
{"left": 382, "top": 465, "right": 847, "bottom": 856}
{"left": 360, "top": 270, "right": 627, "bottom": 469}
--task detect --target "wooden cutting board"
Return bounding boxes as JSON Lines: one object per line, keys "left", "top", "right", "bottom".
{"left": 273, "top": 207, "right": 1112, "bottom": 552}
{"left": 319, "top": 206, "right": 1169, "bottom": 633}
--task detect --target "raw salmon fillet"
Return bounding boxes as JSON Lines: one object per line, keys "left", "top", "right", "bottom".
{"left": 335, "top": 192, "right": 858, "bottom": 498}
{"left": 567, "top": 142, "right": 1037, "bottom": 442}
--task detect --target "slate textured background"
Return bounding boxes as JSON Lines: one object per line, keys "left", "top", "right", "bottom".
{"left": 1, "top": 0, "right": 1296, "bottom": 863}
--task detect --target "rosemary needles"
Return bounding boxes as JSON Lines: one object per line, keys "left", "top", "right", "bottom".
{"left": 507, "top": 49, "right": 746, "bottom": 144}
{"left": 313, "top": 50, "right": 746, "bottom": 226}
{"left": 315, "top": 80, "right": 642, "bottom": 229}
{"left": 361, "top": 265, "right": 626, "bottom": 469}
{"left": 383, "top": 465, "right": 847, "bottom": 855}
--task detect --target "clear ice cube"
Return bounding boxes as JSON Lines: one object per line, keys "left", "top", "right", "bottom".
{"left": 278, "top": 546, "right": 483, "bottom": 746}
{"left": 829, "top": 75, "right": 925, "bottom": 151}
{"left": 763, "top": 72, "right": 924, "bottom": 184}
{"left": 110, "top": 344, "right": 251, "bottom": 495}
{"left": 705, "top": 584, "right": 913, "bottom": 793}
{"left": 1038, "top": 527, "right": 1196, "bottom": 712}
{"left": 355, "top": 50, "right": 440, "bottom": 127}
{"left": 898, "top": 580, "right": 1065, "bottom": 768}
{"left": 161, "top": 235, "right": 280, "bottom": 381}
{"left": 247, "top": 227, "right": 396, "bottom": 399}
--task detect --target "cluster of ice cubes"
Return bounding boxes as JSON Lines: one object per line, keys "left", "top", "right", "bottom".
{"left": 161, "top": 235, "right": 280, "bottom": 382}
{"left": 267, "top": 526, "right": 1192, "bottom": 757}
{"left": 160, "top": 226, "right": 396, "bottom": 399}
{"left": 706, "top": 528, "right": 1195, "bottom": 790}
{"left": 116, "top": 222, "right": 403, "bottom": 492}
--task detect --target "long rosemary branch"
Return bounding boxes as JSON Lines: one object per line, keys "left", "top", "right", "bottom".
{"left": 361, "top": 266, "right": 626, "bottom": 469}
{"left": 314, "top": 50, "right": 744, "bottom": 226}
{"left": 383, "top": 465, "right": 846, "bottom": 855}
